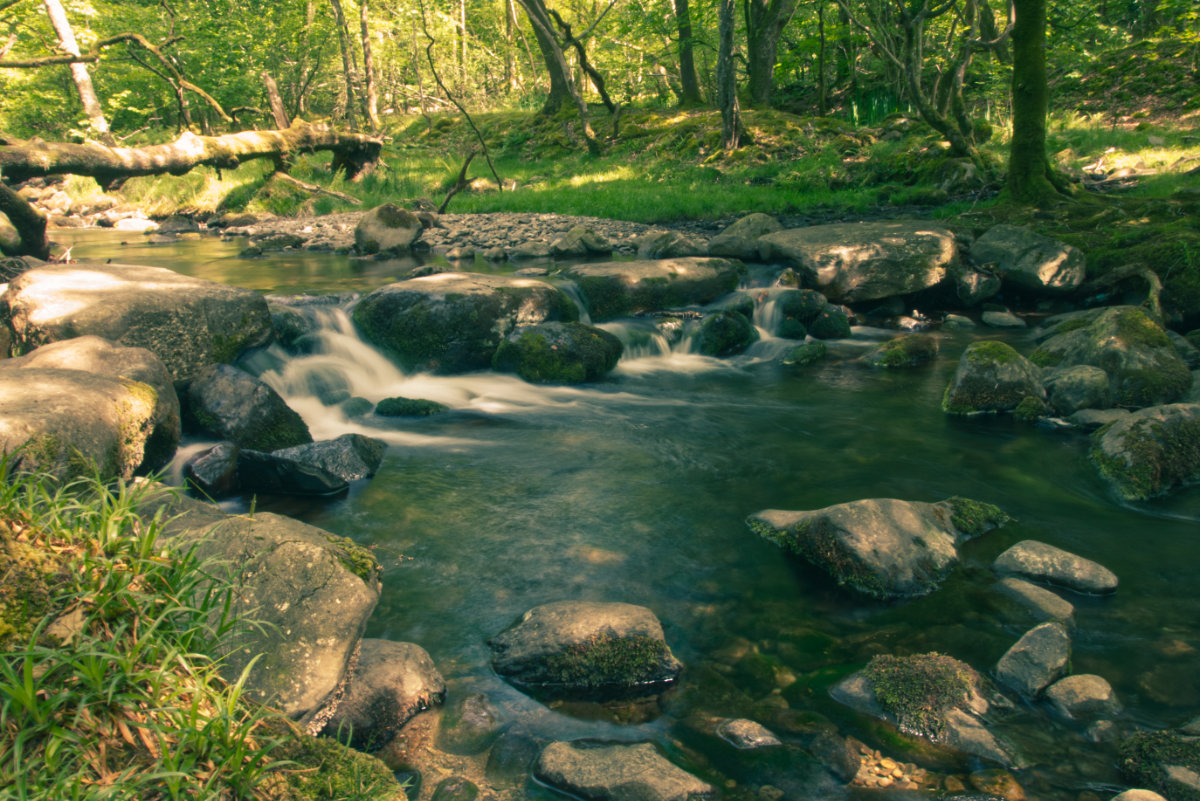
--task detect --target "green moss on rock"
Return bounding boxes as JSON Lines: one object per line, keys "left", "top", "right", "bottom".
{"left": 322, "top": 533, "right": 381, "bottom": 585}
{"left": 1119, "top": 730, "right": 1200, "bottom": 801}
{"left": 944, "top": 497, "right": 1012, "bottom": 538}
{"left": 266, "top": 723, "right": 407, "bottom": 800}
{"left": 862, "top": 653, "right": 977, "bottom": 739}
{"left": 374, "top": 397, "right": 449, "bottom": 417}
{"left": 544, "top": 632, "right": 673, "bottom": 689}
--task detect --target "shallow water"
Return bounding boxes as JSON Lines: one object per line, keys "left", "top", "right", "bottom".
{"left": 59, "top": 228, "right": 1200, "bottom": 798}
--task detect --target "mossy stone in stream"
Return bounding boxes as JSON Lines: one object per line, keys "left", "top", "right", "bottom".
{"left": 942, "top": 341, "right": 1044, "bottom": 415}
{"left": 1119, "top": 730, "right": 1200, "bottom": 801}
{"left": 375, "top": 396, "right": 449, "bottom": 417}
{"left": 862, "top": 653, "right": 977, "bottom": 740}
{"left": 783, "top": 341, "right": 827, "bottom": 367}
{"left": 695, "top": 311, "right": 758, "bottom": 357}
{"left": 492, "top": 322, "right": 623, "bottom": 383}
{"left": 860, "top": 333, "right": 938, "bottom": 368}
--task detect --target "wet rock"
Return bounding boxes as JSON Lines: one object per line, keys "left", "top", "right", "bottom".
{"left": 509, "top": 240, "right": 552, "bottom": 259}
{"left": 1031, "top": 307, "right": 1191, "bottom": 408}
{"left": 1110, "top": 791, "right": 1169, "bottom": 801}
{"left": 771, "top": 288, "right": 828, "bottom": 338}
{"left": 489, "top": 601, "right": 682, "bottom": 697}
{"left": 783, "top": 341, "right": 827, "bottom": 367}
{"left": 808, "top": 307, "right": 852, "bottom": 340}
{"left": 994, "top": 577, "right": 1075, "bottom": 625}
{"left": 860, "top": 333, "right": 938, "bottom": 368}
{"left": 994, "top": 622, "right": 1071, "bottom": 699}
{"left": 486, "top": 730, "right": 542, "bottom": 787}
{"left": 696, "top": 311, "right": 758, "bottom": 357}
{"left": 1119, "top": 730, "right": 1200, "bottom": 801}
{"left": 1044, "top": 674, "right": 1121, "bottom": 721}
{"left": 492, "top": 321, "right": 624, "bottom": 383}
{"left": 2, "top": 261, "right": 273, "bottom": 381}
{"left": 1068, "top": 408, "right": 1131, "bottom": 430}
{"left": 185, "top": 363, "right": 312, "bottom": 451}
{"left": 716, "top": 718, "right": 782, "bottom": 749}
{"left": 250, "top": 232, "right": 305, "bottom": 251}
{"left": 969, "top": 225, "right": 1086, "bottom": 295}
{"left": 758, "top": 221, "right": 958, "bottom": 304}
{"left": 1090, "top": 403, "right": 1200, "bottom": 500}
{"left": 992, "top": 540, "right": 1118, "bottom": 594}
{"left": 437, "top": 693, "right": 505, "bottom": 755}
{"left": 943, "top": 313, "right": 976, "bottom": 329}
{"left": 708, "top": 213, "right": 782, "bottom": 260}
{"left": 340, "top": 396, "right": 374, "bottom": 417}
{"left": 183, "top": 442, "right": 240, "bottom": 498}
{"left": 563, "top": 258, "right": 743, "bottom": 321}
{"left": 1044, "top": 364, "right": 1113, "bottom": 414}
{"left": 375, "top": 396, "right": 449, "bottom": 416}
{"left": 982, "top": 310, "right": 1027, "bottom": 328}
{"left": 430, "top": 777, "right": 477, "bottom": 801}
{"left": 942, "top": 341, "right": 1045, "bottom": 415}
{"left": 551, "top": 225, "right": 612, "bottom": 257}
{"left": 951, "top": 266, "right": 1002, "bottom": 306}
{"left": 272, "top": 433, "right": 387, "bottom": 482}
{"left": 352, "top": 272, "right": 577, "bottom": 373}
{"left": 5, "top": 335, "right": 180, "bottom": 470}
{"left": 635, "top": 230, "right": 707, "bottom": 259}
{"left": 535, "top": 741, "right": 715, "bottom": 801}
{"left": 236, "top": 449, "right": 349, "bottom": 497}
{"left": 969, "top": 768, "right": 1026, "bottom": 801}
{"left": 355, "top": 203, "right": 423, "bottom": 254}
{"left": 747, "top": 496, "right": 1010, "bottom": 599}
{"left": 321, "top": 639, "right": 446, "bottom": 751}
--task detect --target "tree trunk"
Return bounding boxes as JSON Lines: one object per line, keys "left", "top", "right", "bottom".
{"left": 0, "top": 122, "right": 383, "bottom": 186}
{"left": 817, "top": 1, "right": 827, "bottom": 115}
{"left": 263, "top": 71, "right": 291, "bottom": 129}
{"left": 745, "top": 0, "right": 800, "bottom": 107}
{"left": 360, "top": 0, "right": 382, "bottom": 131}
{"left": 42, "top": 0, "right": 112, "bottom": 143}
{"left": 515, "top": 0, "right": 577, "bottom": 117}
{"left": 505, "top": 0, "right": 517, "bottom": 91}
{"left": 1005, "top": 0, "right": 1058, "bottom": 202}
{"left": 0, "top": 181, "right": 49, "bottom": 260}
{"left": 674, "top": 0, "right": 704, "bottom": 105}
{"left": 329, "top": 0, "right": 360, "bottom": 130}
{"left": 717, "top": 0, "right": 742, "bottom": 150}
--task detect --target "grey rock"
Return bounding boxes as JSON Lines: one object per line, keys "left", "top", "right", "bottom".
{"left": 1110, "top": 791, "right": 1168, "bottom": 801}
{"left": 489, "top": 601, "right": 682, "bottom": 695}
{"left": 995, "top": 622, "right": 1071, "bottom": 699}
{"left": 758, "top": 221, "right": 958, "bottom": 304}
{"left": 236, "top": 449, "right": 348, "bottom": 497}
{"left": 982, "top": 310, "right": 1027, "bottom": 328}
{"left": 355, "top": 204, "right": 423, "bottom": 254}
{"left": 563, "top": 258, "right": 743, "bottom": 321}
{"left": 437, "top": 693, "right": 506, "bottom": 755}
{"left": 352, "top": 272, "right": 577, "bottom": 373}
{"left": 1067, "top": 408, "right": 1131, "bottom": 430}
{"left": 944, "top": 313, "right": 977, "bottom": 329}
{"left": 635, "top": 230, "right": 707, "bottom": 259}
{"left": 321, "top": 639, "right": 446, "bottom": 751}
{"left": 993, "top": 540, "right": 1118, "bottom": 594}
{"left": 1169, "top": 331, "right": 1200, "bottom": 369}
{"left": 951, "top": 266, "right": 1002, "bottom": 306}
{"left": 942, "top": 341, "right": 1045, "bottom": 415}
{"left": 492, "top": 322, "right": 624, "bottom": 383}
{"left": 2, "top": 261, "right": 273, "bottom": 381}
{"left": 995, "top": 577, "right": 1075, "bottom": 625}
{"left": 970, "top": 225, "right": 1086, "bottom": 294}
{"left": 183, "top": 442, "right": 240, "bottom": 498}
{"left": 508, "top": 241, "right": 552, "bottom": 259}
{"left": 708, "top": 213, "right": 782, "bottom": 260}
{"left": 715, "top": 718, "right": 782, "bottom": 749}
{"left": 1090, "top": 403, "right": 1200, "bottom": 500}
{"left": 185, "top": 363, "right": 312, "bottom": 451}
{"left": 272, "top": 433, "right": 387, "bottom": 482}
{"left": 1045, "top": 364, "right": 1113, "bottom": 414}
{"left": 551, "top": 225, "right": 612, "bottom": 257}
{"left": 1044, "top": 674, "right": 1121, "bottom": 720}
{"left": 536, "top": 741, "right": 715, "bottom": 801}
{"left": 430, "top": 778, "right": 478, "bottom": 801}
{"left": 486, "top": 730, "right": 542, "bottom": 787}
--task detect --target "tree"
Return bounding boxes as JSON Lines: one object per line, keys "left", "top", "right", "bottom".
{"left": 717, "top": 0, "right": 742, "bottom": 149}
{"left": 360, "top": 0, "right": 382, "bottom": 131}
{"left": 42, "top": 0, "right": 112, "bottom": 142}
{"left": 329, "top": 0, "right": 361, "bottom": 129}
{"left": 674, "top": 0, "right": 704, "bottom": 105}
{"left": 1004, "top": 0, "right": 1061, "bottom": 202}
{"left": 745, "top": 0, "right": 801, "bottom": 107}
{"left": 515, "top": 0, "right": 576, "bottom": 115}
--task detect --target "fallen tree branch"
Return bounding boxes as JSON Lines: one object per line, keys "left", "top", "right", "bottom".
{"left": 438, "top": 150, "right": 477, "bottom": 214}
{"left": 271, "top": 171, "right": 361, "bottom": 204}
{"left": 0, "top": 121, "right": 383, "bottom": 187}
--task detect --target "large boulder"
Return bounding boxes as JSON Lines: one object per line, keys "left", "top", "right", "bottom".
{"left": 536, "top": 741, "right": 715, "bottom": 801}
{"left": 1044, "top": 364, "right": 1113, "bottom": 414}
{"left": 185, "top": 363, "right": 312, "bottom": 452}
{"left": 320, "top": 639, "right": 446, "bottom": 751}
{"left": 1031, "top": 307, "right": 1192, "bottom": 408}
{"left": 768, "top": 288, "right": 828, "bottom": 339}
{"left": 994, "top": 622, "right": 1071, "bottom": 699}
{"left": 992, "top": 540, "right": 1118, "bottom": 594}
{"left": 942, "top": 341, "right": 1045, "bottom": 415}
{"left": 747, "top": 497, "right": 1010, "bottom": 599}
{"left": 757, "top": 221, "right": 958, "bottom": 304}
{"left": 352, "top": 272, "right": 578, "bottom": 373}
{"left": 563, "top": 258, "right": 743, "bottom": 321}
{"left": 235, "top": 449, "right": 349, "bottom": 497}
{"left": 2, "top": 261, "right": 273, "bottom": 381}
{"left": 831, "top": 652, "right": 1018, "bottom": 767}
{"left": 272, "top": 433, "right": 387, "bottom": 482}
{"left": 1090, "top": 403, "right": 1200, "bottom": 500}
{"left": 969, "top": 225, "right": 1086, "bottom": 295}
{"left": 489, "top": 601, "right": 682, "bottom": 697}
{"left": 355, "top": 203, "right": 423, "bottom": 254}
{"left": 0, "top": 367, "right": 163, "bottom": 481}
{"left": 152, "top": 495, "right": 381, "bottom": 723}
{"left": 4, "top": 335, "right": 180, "bottom": 470}
{"left": 492, "top": 321, "right": 624, "bottom": 383}
{"left": 708, "top": 213, "right": 782, "bottom": 260}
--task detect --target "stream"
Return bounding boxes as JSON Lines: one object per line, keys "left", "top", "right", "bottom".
{"left": 62, "top": 228, "right": 1200, "bottom": 800}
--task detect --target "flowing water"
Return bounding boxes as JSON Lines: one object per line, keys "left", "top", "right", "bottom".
{"left": 61, "top": 230, "right": 1200, "bottom": 799}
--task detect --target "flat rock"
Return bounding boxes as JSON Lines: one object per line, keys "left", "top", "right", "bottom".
{"left": 1090, "top": 403, "right": 1200, "bottom": 500}
{"left": 994, "top": 622, "right": 1071, "bottom": 699}
{"left": 969, "top": 225, "right": 1086, "bottom": 295}
{"left": 1044, "top": 674, "right": 1121, "bottom": 720}
{"left": 995, "top": 577, "right": 1075, "bottom": 624}
{"left": 563, "top": 258, "right": 742, "bottom": 321}
{"left": 758, "top": 221, "right": 958, "bottom": 304}
{"left": 536, "top": 741, "right": 715, "bottom": 801}
{"left": 993, "top": 540, "right": 1118, "bottom": 594}
{"left": 715, "top": 718, "right": 782, "bottom": 749}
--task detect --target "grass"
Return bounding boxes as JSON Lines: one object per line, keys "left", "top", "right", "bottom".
{"left": 0, "top": 455, "right": 402, "bottom": 800}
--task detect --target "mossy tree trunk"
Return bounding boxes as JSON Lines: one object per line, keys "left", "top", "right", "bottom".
{"left": 674, "top": 0, "right": 704, "bottom": 105}
{"left": 517, "top": 0, "right": 576, "bottom": 116}
{"left": 717, "top": 0, "right": 742, "bottom": 150}
{"left": 745, "top": 0, "right": 801, "bottom": 107}
{"left": 1004, "top": 0, "right": 1061, "bottom": 203}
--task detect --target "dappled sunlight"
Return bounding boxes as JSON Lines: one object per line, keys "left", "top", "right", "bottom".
{"left": 567, "top": 166, "right": 637, "bottom": 187}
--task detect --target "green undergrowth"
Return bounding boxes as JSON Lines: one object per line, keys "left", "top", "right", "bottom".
{"left": 0, "top": 457, "right": 401, "bottom": 800}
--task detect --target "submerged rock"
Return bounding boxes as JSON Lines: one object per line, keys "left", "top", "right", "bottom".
{"left": 992, "top": 540, "right": 1118, "bottom": 595}
{"left": 715, "top": 718, "right": 782, "bottom": 749}
{"left": 994, "top": 622, "right": 1071, "bottom": 699}
{"left": 860, "top": 333, "right": 938, "bottom": 368}
{"left": 489, "top": 601, "right": 682, "bottom": 697}
{"left": 437, "top": 693, "right": 506, "bottom": 756}
{"left": 185, "top": 363, "right": 312, "bottom": 452}
{"left": 1044, "top": 674, "right": 1121, "bottom": 721}
{"left": 770, "top": 288, "right": 829, "bottom": 338}
{"left": 535, "top": 741, "right": 715, "bottom": 801}
{"left": 563, "top": 257, "right": 743, "bottom": 321}
{"left": 758, "top": 221, "right": 958, "bottom": 304}
{"left": 969, "top": 225, "right": 1086, "bottom": 295}
{"left": 747, "top": 497, "right": 1010, "bottom": 599}
{"left": 994, "top": 577, "right": 1075, "bottom": 625}
{"left": 375, "top": 396, "right": 449, "bottom": 416}
{"left": 1090, "top": 403, "right": 1200, "bottom": 500}
{"left": 492, "top": 321, "right": 624, "bottom": 383}
{"left": 942, "top": 341, "right": 1045, "bottom": 415}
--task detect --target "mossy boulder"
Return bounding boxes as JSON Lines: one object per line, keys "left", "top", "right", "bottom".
{"left": 758, "top": 221, "right": 959, "bottom": 304}
{"left": 0, "top": 516, "right": 68, "bottom": 651}
{"left": 492, "top": 321, "right": 623, "bottom": 383}
{"left": 1030, "top": 306, "right": 1191, "bottom": 408}
{"left": 1119, "top": 731, "right": 1200, "bottom": 801}
{"left": 695, "top": 310, "right": 758, "bottom": 357}
{"left": 375, "top": 396, "right": 449, "bottom": 416}
{"left": 489, "top": 600, "right": 682, "bottom": 697}
{"left": 352, "top": 272, "right": 578, "bottom": 373}
{"left": 783, "top": 341, "right": 827, "bottom": 367}
{"left": 770, "top": 288, "right": 829, "bottom": 338}
{"left": 264, "top": 721, "right": 407, "bottom": 800}
{"left": 184, "top": 363, "right": 312, "bottom": 452}
{"left": 1043, "top": 364, "right": 1113, "bottom": 414}
{"left": 1, "top": 261, "right": 273, "bottom": 381}
{"left": 747, "top": 497, "right": 1009, "bottom": 599}
{"left": 563, "top": 258, "right": 743, "bottom": 321}
{"left": 354, "top": 203, "right": 424, "bottom": 254}
{"left": 536, "top": 741, "right": 715, "bottom": 801}
{"left": 969, "top": 225, "right": 1086, "bottom": 295}
{"left": 809, "top": 307, "right": 852, "bottom": 340}
{"left": 831, "top": 652, "right": 1017, "bottom": 766}
{"left": 860, "top": 333, "right": 938, "bottom": 368}
{"left": 708, "top": 212, "right": 783, "bottom": 260}
{"left": 1090, "top": 403, "right": 1200, "bottom": 500}
{"left": 942, "top": 341, "right": 1045, "bottom": 415}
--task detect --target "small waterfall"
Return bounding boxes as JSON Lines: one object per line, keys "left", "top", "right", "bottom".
{"left": 553, "top": 279, "right": 592, "bottom": 326}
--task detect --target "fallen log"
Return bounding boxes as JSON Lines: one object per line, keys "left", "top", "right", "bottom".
{"left": 0, "top": 120, "right": 383, "bottom": 188}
